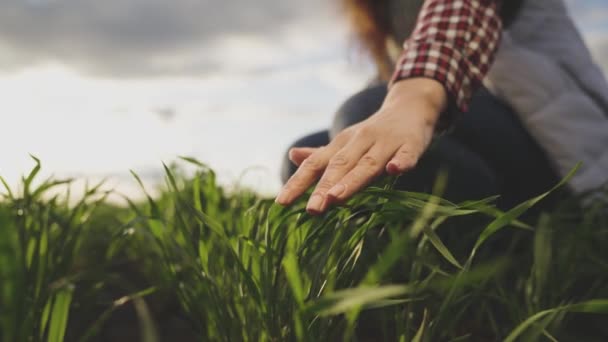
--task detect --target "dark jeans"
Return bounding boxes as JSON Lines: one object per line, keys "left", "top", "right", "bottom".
{"left": 281, "top": 84, "right": 561, "bottom": 210}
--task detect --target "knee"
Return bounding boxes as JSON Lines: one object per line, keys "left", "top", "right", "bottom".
{"left": 330, "top": 83, "right": 388, "bottom": 139}
{"left": 394, "top": 137, "right": 499, "bottom": 203}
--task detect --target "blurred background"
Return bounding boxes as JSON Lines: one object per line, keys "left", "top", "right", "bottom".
{"left": 0, "top": 0, "right": 606, "bottom": 197}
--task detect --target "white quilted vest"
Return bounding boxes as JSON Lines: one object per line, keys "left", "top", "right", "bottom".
{"left": 484, "top": 0, "right": 608, "bottom": 193}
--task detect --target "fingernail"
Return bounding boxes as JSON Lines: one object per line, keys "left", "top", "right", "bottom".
{"left": 387, "top": 161, "right": 401, "bottom": 174}
{"left": 275, "top": 189, "right": 290, "bottom": 205}
{"left": 327, "top": 184, "right": 346, "bottom": 198}
{"left": 306, "top": 194, "right": 324, "bottom": 214}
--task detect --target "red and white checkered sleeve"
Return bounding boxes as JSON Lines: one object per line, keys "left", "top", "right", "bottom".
{"left": 390, "top": 0, "right": 502, "bottom": 115}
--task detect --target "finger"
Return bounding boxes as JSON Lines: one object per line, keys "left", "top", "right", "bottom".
{"left": 276, "top": 143, "right": 344, "bottom": 206}
{"left": 276, "top": 130, "right": 354, "bottom": 206}
{"left": 326, "top": 144, "right": 393, "bottom": 203}
{"left": 386, "top": 145, "right": 420, "bottom": 175}
{"left": 289, "top": 147, "right": 318, "bottom": 166}
{"left": 305, "top": 137, "right": 374, "bottom": 214}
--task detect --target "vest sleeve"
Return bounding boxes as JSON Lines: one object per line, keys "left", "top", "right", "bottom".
{"left": 390, "top": 0, "right": 503, "bottom": 128}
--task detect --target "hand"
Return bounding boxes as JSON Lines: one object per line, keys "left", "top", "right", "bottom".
{"left": 275, "top": 78, "right": 448, "bottom": 214}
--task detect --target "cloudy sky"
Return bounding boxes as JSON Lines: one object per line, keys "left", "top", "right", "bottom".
{"left": 0, "top": 0, "right": 607, "bottom": 197}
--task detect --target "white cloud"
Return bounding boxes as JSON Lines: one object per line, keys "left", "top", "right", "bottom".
{"left": 0, "top": 0, "right": 340, "bottom": 77}
{"left": 2, "top": 0, "right": 604, "bottom": 199}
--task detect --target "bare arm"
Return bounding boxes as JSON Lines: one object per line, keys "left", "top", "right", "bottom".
{"left": 276, "top": 0, "right": 503, "bottom": 214}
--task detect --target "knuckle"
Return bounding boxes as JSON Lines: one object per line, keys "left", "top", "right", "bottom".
{"left": 344, "top": 168, "right": 376, "bottom": 190}
{"left": 284, "top": 177, "right": 305, "bottom": 191}
{"left": 355, "top": 126, "right": 373, "bottom": 140}
{"left": 315, "top": 179, "right": 334, "bottom": 192}
{"left": 346, "top": 169, "right": 364, "bottom": 184}
{"left": 359, "top": 154, "right": 380, "bottom": 168}
{"left": 398, "top": 149, "right": 413, "bottom": 157}
{"left": 328, "top": 154, "right": 350, "bottom": 169}
{"left": 333, "top": 130, "right": 356, "bottom": 146}
{"left": 334, "top": 130, "right": 351, "bottom": 143}
{"left": 280, "top": 183, "right": 294, "bottom": 193}
{"left": 310, "top": 190, "right": 324, "bottom": 198}
{"left": 301, "top": 157, "right": 325, "bottom": 172}
{"left": 341, "top": 122, "right": 361, "bottom": 135}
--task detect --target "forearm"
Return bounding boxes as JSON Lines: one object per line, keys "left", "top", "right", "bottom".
{"left": 390, "top": 0, "right": 503, "bottom": 118}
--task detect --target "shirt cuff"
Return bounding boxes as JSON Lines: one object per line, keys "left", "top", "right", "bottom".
{"left": 390, "top": 41, "right": 475, "bottom": 132}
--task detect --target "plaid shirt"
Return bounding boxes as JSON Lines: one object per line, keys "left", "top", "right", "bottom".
{"left": 390, "top": 0, "right": 502, "bottom": 116}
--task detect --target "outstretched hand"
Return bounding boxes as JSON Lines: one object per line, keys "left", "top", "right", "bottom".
{"left": 275, "top": 78, "right": 448, "bottom": 215}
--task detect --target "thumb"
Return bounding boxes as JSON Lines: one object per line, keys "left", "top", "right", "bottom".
{"left": 289, "top": 147, "right": 319, "bottom": 166}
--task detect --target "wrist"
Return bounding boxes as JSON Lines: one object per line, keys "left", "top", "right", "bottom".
{"left": 382, "top": 77, "right": 448, "bottom": 124}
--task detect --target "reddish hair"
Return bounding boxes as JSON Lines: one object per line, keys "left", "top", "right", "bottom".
{"left": 342, "top": 0, "right": 523, "bottom": 80}
{"left": 341, "top": 0, "right": 393, "bottom": 80}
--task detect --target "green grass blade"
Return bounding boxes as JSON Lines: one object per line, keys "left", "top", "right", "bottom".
{"left": 568, "top": 299, "right": 608, "bottom": 312}
{"left": 422, "top": 225, "right": 462, "bottom": 269}
{"left": 0, "top": 175, "right": 14, "bottom": 199}
{"left": 31, "top": 179, "right": 73, "bottom": 201}
{"left": 78, "top": 287, "right": 157, "bottom": 342}
{"left": 129, "top": 170, "right": 160, "bottom": 217}
{"left": 282, "top": 252, "right": 307, "bottom": 341}
{"left": 282, "top": 252, "right": 306, "bottom": 307}
{"left": 178, "top": 156, "right": 209, "bottom": 168}
{"left": 40, "top": 298, "right": 52, "bottom": 339}
{"left": 531, "top": 214, "right": 552, "bottom": 302}
{"left": 47, "top": 286, "right": 74, "bottom": 342}
{"left": 303, "top": 285, "right": 412, "bottom": 316}
{"left": 468, "top": 164, "right": 580, "bottom": 265}
{"left": 24, "top": 154, "right": 42, "bottom": 193}
{"left": 505, "top": 299, "right": 608, "bottom": 342}
{"left": 412, "top": 309, "right": 428, "bottom": 342}
{"left": 162, "top": 163, "right": 179, "bottom": 192}
{"left": 133, "top": 296, "right": 160, "bottom": 342}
